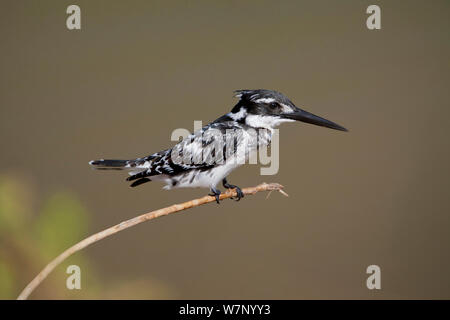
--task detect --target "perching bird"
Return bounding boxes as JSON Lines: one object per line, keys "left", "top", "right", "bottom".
{"left": 89, "top": 89, "right": 347, "bottom": 203}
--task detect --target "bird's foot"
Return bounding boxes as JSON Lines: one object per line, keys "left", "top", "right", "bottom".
{"left": 222, "top": 179, "right": 244, "bottom": 201}
{"left": 209, "top": 187, "right": 221, "bottom": 204}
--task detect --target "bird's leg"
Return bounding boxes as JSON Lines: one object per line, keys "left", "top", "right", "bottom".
{"left": 209, "top": 187, "right": 221, "bottom": 204}
{"left": 222, "top": 178, "right": 244, "bottom": 201}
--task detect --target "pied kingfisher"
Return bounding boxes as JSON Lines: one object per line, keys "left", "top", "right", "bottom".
{"left": 90, "top": 89, "right": 347, "bottom": 203}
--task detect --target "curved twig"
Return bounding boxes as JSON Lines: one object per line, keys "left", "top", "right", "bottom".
{"left": 17, "top": 182, "right": 287, "bottom": 300}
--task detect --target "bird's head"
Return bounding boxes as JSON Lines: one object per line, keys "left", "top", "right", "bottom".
{"left": 228, "top": 89, "right": 347, "bottom": 131}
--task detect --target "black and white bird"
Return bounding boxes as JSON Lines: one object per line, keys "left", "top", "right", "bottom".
{"left": 89, "top": 89, "right": 347, "bottom": 203}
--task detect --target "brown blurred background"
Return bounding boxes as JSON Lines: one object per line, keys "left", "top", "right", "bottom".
{"left": 1, "top": 0, "right": 449, "bottom": 299}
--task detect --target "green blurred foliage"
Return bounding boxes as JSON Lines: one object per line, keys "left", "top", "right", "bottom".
{"left": 0, "top": 174, "right": 94, "bottom": 299}
{"left": 0, "top": 177, "right": 32, "bottom": 233}
{"left": 0, "top": 261, "right": 16, "bottom": 299}
{"left": 34, "top": 192, "right": 89, "bottom": 259}
{"left": 0, "top": 174, "right": 175, "bottom": 299}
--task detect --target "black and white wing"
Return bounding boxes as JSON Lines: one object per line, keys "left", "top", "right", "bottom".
{"left": 126, "top": 121, "right": 245, "bottom": 187}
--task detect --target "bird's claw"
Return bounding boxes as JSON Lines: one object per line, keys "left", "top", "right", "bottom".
{"left": 229, "top": 186, "right": 244, "bottom": 201}
{"left": 222, "top": 179, "right": 244, "bottom": 201}
{"left": 209, "top": 188, "right": 221, "bottom": 204}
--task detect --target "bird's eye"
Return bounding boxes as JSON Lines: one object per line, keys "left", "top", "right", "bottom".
{"left": 270, "top": 102, "right": 278, "bottom": 108}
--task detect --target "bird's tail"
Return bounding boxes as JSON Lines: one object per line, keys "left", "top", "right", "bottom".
{"left": 89, "top": 159, "right": 132, "bottom": 170}
{"left": 89, "top": 158, "right": 153, "bottom": 187}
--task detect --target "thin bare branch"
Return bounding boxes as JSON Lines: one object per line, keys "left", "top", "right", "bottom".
{"left": 17, "top": 182, "right": 286, "bottom": 300}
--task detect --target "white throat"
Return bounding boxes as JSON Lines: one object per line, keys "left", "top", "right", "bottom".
{"left": 245, "top": 114, "right": 294, "bottom": 131}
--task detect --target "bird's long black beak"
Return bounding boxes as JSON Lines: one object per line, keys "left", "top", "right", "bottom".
{"left": 282, "top": 107, "right": 348, "bottom": 132}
